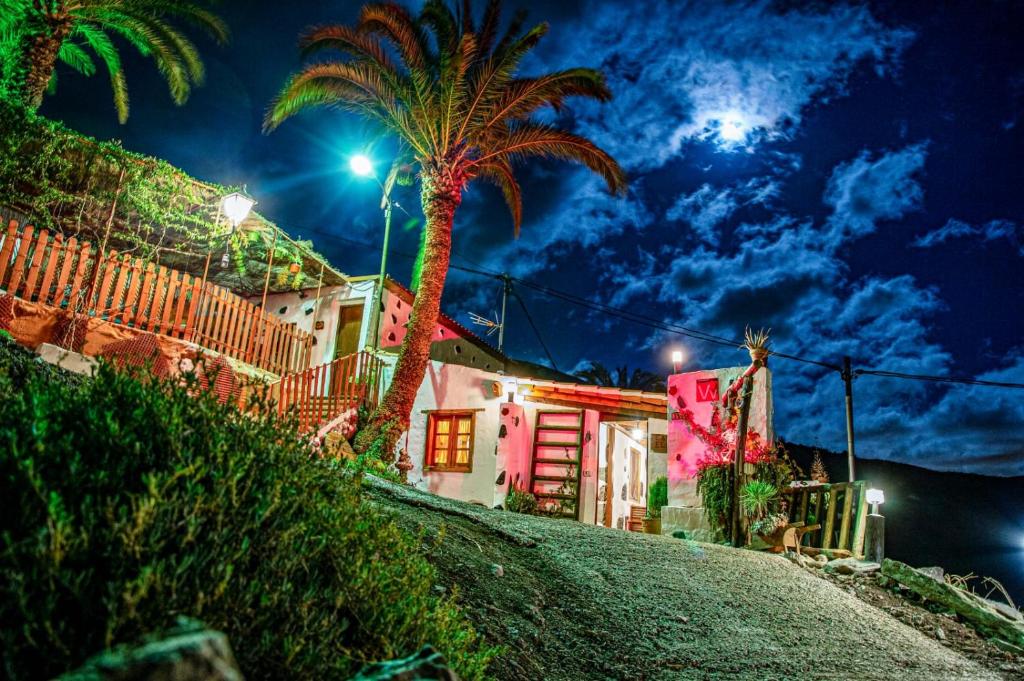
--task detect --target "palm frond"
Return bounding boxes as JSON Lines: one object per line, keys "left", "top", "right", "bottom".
{"left": 474, "top": 122, "right": 627, "bottom": 195}
{"left": 474, "top": 158, "right": 522, "bottom": 236}
{"left": 57, "top": 41, "right": 96, "bottom": 76}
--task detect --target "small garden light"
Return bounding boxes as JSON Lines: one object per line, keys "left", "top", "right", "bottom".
{"left": 350, "top": 154, "right": 374, "bottom": 177}
{"left": 220, "top": 190, "right": 256, "bottom": 227}
{"left": 865, "top": 487, "right": 886, "bottom": 563}
{"left": 866, "top": 487, "right": 885, "bottom": 515}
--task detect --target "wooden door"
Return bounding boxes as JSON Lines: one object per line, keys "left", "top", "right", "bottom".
{"left": 335, "top": 303, "right": 364, "bottom": 359}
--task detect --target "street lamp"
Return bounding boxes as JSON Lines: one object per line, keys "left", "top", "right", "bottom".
{"left": 218, "top": 190, "right": 256, "bottom": 269}
{"left": 865, "top": 487, "right": 886, "bottom": 563}
{"left": 350, "top": 153, "right": 394, "bottom": 352}
{"left": 671, "top": 350, "right": 684, "bottom": 374}
{"left": 221, "top": 190, "right": 256, "bottom": 227}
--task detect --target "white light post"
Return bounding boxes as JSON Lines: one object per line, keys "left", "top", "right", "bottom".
{"left": 350, "top": 154, "right": 393, "bottom": 352}
{"left": 865, "top": 487, "right": 885, "bottom": 563}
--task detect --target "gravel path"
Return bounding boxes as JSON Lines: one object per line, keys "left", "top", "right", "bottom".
{"left": 369, "top": 478, "right": 1000, "bottom": 680}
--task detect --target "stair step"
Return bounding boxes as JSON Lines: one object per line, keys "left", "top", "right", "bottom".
{"left": 534, "top": 441, "right": 580, "bottom": 448}
{"left": 535, "top": 424, "right": 581, "bottom": 431}
{"left": 533, "top": 457, "right": 580, "bottom": 465}
{"left": 533, "top": 492, "right": 577, "bottom": 499}
{"left": 532, "top": 474, "right": 573, "bottom": 481}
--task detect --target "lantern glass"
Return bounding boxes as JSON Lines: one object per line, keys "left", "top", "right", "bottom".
{"left": 865, "top": 488, "right": 885, "bottom": 506}
{"left": 631, "top": 428, "right": 644, "bottom": 440}
{"left": 671, "top": 351, "right": 684, "bottom": 363}
{"left": 221, "top": 192, "right": 255, "bottom": 226}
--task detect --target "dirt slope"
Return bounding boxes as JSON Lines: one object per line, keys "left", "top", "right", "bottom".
{"left": 368, "top": 478, "right": 1002, "bottom": 681}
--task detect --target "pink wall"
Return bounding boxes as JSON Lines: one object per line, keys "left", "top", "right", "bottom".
{"left": 494, "top": 402, "right": 532, "bottom": 506}
{"left": 379, "top": 289, "right": 468, "bottom": 348}
{"left": 667, "top": 367, "right": 773, "bottom": 506}
{"left": 578, "top": 409, "right": 601, "bottom": 525}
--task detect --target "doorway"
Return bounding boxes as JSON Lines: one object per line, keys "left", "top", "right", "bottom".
{"left": 334, "top": 302, "right": 364, "bottom": 359}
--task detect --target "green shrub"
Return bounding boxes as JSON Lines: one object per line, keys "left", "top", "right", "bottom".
{"left": 646, "top": 476, "right": 668, "bottom": 519}
{"left": 504, "top": 484, "right": 537, "bottom": 514}
{"left": 695, "top": 463, "right": 732, "bottom": 540}
{"left": 739, "top": 480, "right": 778, "bottom": 520}
{"left": 0, "top": 338, "right": 495, "bottom": 680}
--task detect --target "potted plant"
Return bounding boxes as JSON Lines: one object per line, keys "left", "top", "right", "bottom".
{"left": 740, "top": 480, "right": 787, "bottom": 546}
{"left": 644, "top": 476, "right": 668, "bottom": 534}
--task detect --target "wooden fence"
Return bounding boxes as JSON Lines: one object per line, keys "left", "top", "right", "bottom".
{"left": 784, "top": 481, "right": 869, "bottom": 559}
{"left": 269, "top": 351, "right": 385, "bottom": 432}
{"left": 0, "top": 220, "right": 311, "bottom": 375}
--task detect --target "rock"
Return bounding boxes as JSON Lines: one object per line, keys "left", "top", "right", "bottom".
{"left": 824, "top": 557, "right": 880, "bottom": 576}
{"left": 935, "top": 627, "right": 946, "bottom": 641}
{"left": 916, "top": 566, "right": 945, "bottom": 582}
{"left": 881, "top": 559, "right": 1024, "bottom": 649}
{"left": 352, "top": 646, "right": 459, "bottom": 681}
{"left": 491, "top": 564, "right": 504, "bottom": 578}
{"left": 58, "top": 620, "right": 241, "bottom": 681}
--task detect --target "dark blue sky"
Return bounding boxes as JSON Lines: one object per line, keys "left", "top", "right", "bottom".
{"left": 41, "top": 0, "right": 1024, "bottom": 475}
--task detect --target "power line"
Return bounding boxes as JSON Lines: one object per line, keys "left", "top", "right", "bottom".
{"left": 510, "top": 289, "right": 560, "bottom": 372}
{"left": 854, "top": 369, "right": 1024, "bottom": 389}
{"left": 294, "top": 225, "right": 1022, "bottom": 390}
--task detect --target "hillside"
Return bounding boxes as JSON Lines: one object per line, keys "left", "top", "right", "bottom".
{"left": 785, "top": 443, "right": 1024, "bottom": 604}
{"left": 369, "top": 478, "right": 1015, "bottom": 680}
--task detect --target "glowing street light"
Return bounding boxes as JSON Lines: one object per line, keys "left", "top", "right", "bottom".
{"left": 631, "top": 427, "right": 644, "bottom": 441}
{"left": 350, "top": 154, "right": 374, "bottom": 177}
{"left": 671, "top": 350, "right": 684, "bottom": 374}
{"left": 350, "top": 152, "right": 393, "bottom": 351}
{"left": 220, "top": 190, "right": 256, "bottom": 227}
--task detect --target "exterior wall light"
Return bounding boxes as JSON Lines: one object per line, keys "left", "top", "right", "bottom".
{"left": 631, "top": 428, "right": 644, "bottom": 440}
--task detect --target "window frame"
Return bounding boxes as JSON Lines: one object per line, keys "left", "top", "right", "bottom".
{"left": 424, "top": 410, "right": 476, "bottom": 473}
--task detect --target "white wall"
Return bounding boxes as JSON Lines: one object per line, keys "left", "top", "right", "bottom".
{"left": 252, "top": 280, "right": 376, "bottom": 370}
{"left": 406, "top": 362, "right": 506, "bottom": 506}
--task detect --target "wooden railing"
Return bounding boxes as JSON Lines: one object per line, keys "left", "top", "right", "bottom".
{"left": 0, "top": 220, "right": 311, "bottom": 375}
{"left": 269, "top": 351, "right": 384, "bottom": 432}
{"left": 784, "top": 481, "right": 869, "bottom": 559}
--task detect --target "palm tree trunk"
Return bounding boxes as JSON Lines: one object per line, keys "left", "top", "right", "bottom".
{"left": 354, "top": 165, "right": 464, "bottom": 464}
{"left": 20, "top": 22, "right": 71, "bottom": 110}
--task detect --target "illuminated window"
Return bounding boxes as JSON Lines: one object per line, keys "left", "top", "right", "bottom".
{"left": 425, "top": 411, "right": 475, "bottom": 472}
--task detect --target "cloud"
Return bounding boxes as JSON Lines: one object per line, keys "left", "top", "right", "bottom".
{"left": 913, "top": 218, "right": 1022, "bottom": 255}
{"left": 665, "top": 177, "right": 780, "bottom": 246}
{"left": 823, "top": 142, "right": 928, "bottom": 244}
{"left": 541, "top": 0, "right": 914, "bottom": 168}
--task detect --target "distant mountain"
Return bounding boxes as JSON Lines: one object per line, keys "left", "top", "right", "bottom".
{"left": 784, "top": 442, "right": 1024, "bottom": 605}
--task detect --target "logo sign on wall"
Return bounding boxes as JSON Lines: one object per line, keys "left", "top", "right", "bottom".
{"left": 695, "top": 378, "right": 719, "bottom": 402}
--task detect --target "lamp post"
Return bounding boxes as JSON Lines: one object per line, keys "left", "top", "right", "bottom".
{"left": 671, "top": 350, "right": 684, "bottom": 374}
{"left": 350, "top": 154, "right": 393, "bottom": 352}
{"left": 864, "top": 487, "right": 885, "bottom": 563}
{"left": 219, "top": 190, "right": 256, "bottom": 269}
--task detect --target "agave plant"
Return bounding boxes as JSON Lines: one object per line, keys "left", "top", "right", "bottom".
{"left": 266, "top": 0, "right": 627, "bottom": 460}
{"left": 739, "top": 479, "right": 778, "bottom": 521}
{"left": 743, "top": 326, "right": 771, "bottom": 362}
{"left": 0, "top": 0, "right": 228, "bottom": 123}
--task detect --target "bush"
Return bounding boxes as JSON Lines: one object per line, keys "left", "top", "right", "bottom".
{"left": 646, "top": 476, "right": 668, "bottom": 519}
{"left": 504, "top": 484, "right": 537, "bottom": 515}
{"left": 0, "top": 338, "right": 495, "bottom": 680}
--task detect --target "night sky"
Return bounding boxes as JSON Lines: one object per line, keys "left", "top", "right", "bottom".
{"left": 41, "top": 1, "right": 1024, "bottom": 476}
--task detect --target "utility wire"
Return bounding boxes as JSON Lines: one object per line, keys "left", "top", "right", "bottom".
{"left": 511, "top": 288, "right": 560, "bottom": 372}
{"left": 854, "top": 369, "right": 1024, "bottom": 389}
{"left": 293, "top": 228, "right": 1022, "bottom": 389}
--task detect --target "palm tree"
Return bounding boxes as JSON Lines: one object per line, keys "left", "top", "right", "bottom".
{"left": 1, "top": 0, "right": 228, "bottom": 123}
{"left": 576, "top": 362, "right": 666, "bottom": 393}
{"left": 266, "top": 0, "right": 626, "bottom": 461}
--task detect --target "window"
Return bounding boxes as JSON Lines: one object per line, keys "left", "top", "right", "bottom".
{"left": 425, "top": 411, "right": 475, "bottom": 472}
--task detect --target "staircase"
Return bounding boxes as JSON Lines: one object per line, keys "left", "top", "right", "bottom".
{"left": 529, "top": 410, "right": 584, "bottom": 519}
